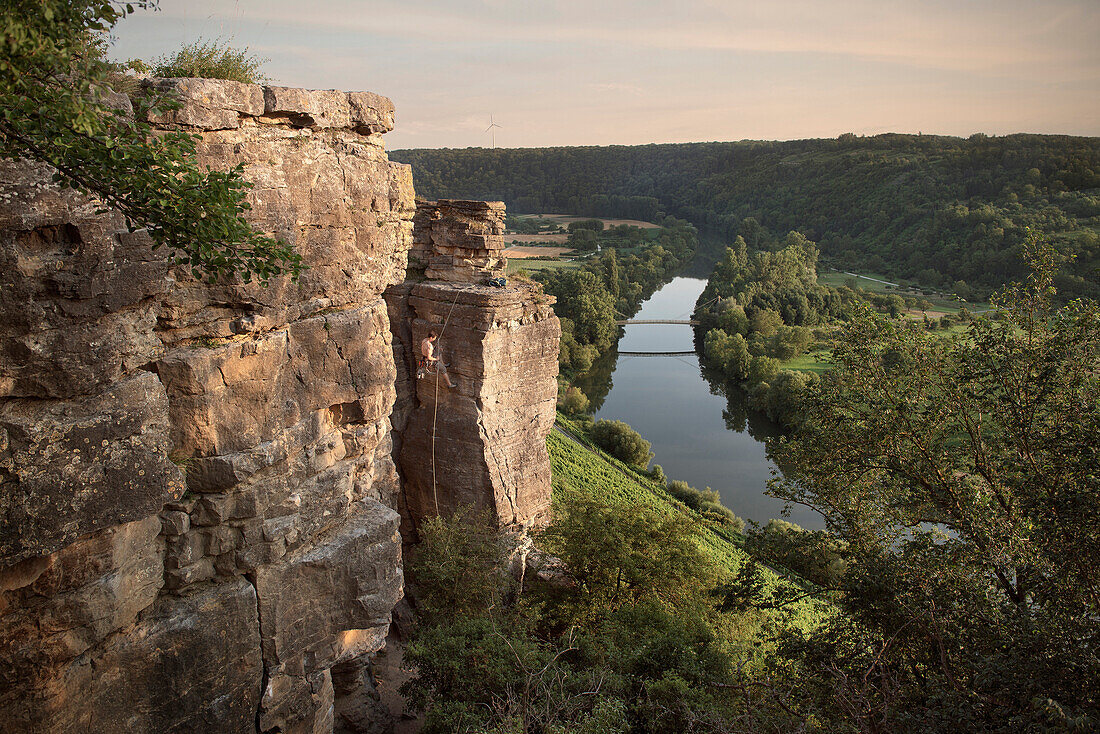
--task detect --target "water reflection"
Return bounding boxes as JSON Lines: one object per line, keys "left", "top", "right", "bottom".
{"left": 698, "top": 362, "right": 782, "bottom": 443}
{"left": 572, "top": 348, "right": 617, "bottom": 413}
{"left": 573, "top": 276, "right": 824, "bottom": 529}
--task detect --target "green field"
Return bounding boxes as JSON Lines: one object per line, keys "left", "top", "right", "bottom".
{"left": 506, "top": 258, "right": 581, "bottom": 274}
{"left": 819, "top": 268, "right": 989, "bottom": 314}
{"left": 781, "top": 349, "right": 833, "bottom": 374}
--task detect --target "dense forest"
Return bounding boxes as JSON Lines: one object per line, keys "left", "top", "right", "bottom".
{"left": 393, "top": 134, "right": 1100, "bottom": 300}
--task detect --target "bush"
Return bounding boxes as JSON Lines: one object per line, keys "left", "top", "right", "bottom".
{"left": 558, "top": 385, "right": 590, "bottom": 415}
{"left": 591, "top": 419, "right": 652, "bottom": 468}
{"left": 408, "top": 507, "right": 508, "bottom": 624}
{"left": 151, "top": 38, "right": 268, "bottom": 83}
{"left": 665, "top": 481, "right": 745, "bottom": 531}
{"left": 745, "top": 519, "right": 847, "bottom": 588}
{"left": 650, "top": 464, "right": 666, "bottom": 484}
{"left": 701, "top": 506, "right": 746, "bottom": 532}
{"left": 666, "top": 480, "right": 716, "bottom": 511}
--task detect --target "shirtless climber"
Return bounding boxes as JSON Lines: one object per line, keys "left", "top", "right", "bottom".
{"left": 420, "top": 330, "right": 456, "bottom": 388}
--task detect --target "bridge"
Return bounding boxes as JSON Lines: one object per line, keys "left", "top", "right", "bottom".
{"left": 618, "top": 350, "right": 697, "bottom": 357}
{"left": 615, "top": 319, "right": 699, "bottom": 326}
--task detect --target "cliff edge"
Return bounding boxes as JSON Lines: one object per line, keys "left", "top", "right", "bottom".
{"left": 0, "top": 79, "right": 559, "bottom": 733}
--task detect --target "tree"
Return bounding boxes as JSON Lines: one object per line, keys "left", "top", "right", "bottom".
{"left": 537, "top": 496, "right": 717, "bottom": 619}
{"left": 598, "top": 248, "right": 621, "bottom": 298}
{"left": 408, "top": 507, "right": 508, "bottom": 625}
{"left": 557, "top": 385, "right": 590, "bottom": 415}
{"left": 568, "top": 228, "right": 599, "bottom": 251}
{"left": 539, "top": 270, "right": 617, "bottom": 352}
{"left": 0, "top": 1, "right": 301, "bottom": 283}
{"left": 766, "top": 239, "right": 1100, "bottom": 729}
{"left": 591, "top": 419, "right": 653, "bottom": 468}
{"left": 568, "top": 218, "right": 605, "bottom": 233}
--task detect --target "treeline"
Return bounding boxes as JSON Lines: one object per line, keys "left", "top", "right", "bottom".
{"left": 532, "top": 218, "right": 697, "bottom": 373}
{"left": 392, "top": 134, "right": 1100, "bottom": 301}
{"left": 565, "top": 219, "right": 658, "bottom": 251}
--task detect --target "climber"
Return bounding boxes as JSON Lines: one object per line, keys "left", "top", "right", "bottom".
{"left": 420, "top": 329, "right": 456, "bottom": 388}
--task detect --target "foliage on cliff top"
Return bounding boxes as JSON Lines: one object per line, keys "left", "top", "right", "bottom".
{"left": 148, "top": 38, "right": 269, "bottom": 83}
{"left": 0, "top": 1, "right": 301, "bottom": 284}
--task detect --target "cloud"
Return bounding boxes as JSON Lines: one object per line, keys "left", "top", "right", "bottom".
{"left": 135, "top": 0, "right": 1100, "bottom": 77}
{"left": 109, "top": 0, "right": 1100, "bottom": 147}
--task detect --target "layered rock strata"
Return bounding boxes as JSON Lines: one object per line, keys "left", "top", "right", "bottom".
{"left": 2, "top": 80, "right": 561, "bottom": 733}
{"left": 1, "top": 80, "right": 412, "bottom": 733}
{"left": 410, "top": 199, "right": 508, "bottom": 283}
{"left": 387, "top": 202, "right": 559, "bottom": 530}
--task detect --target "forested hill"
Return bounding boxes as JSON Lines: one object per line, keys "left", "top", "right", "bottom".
{"left": 392, "top": 134, "right": 1100, "bottom": 300}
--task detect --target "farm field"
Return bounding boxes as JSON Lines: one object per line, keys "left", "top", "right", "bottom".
{"left": 819, "top": 268, "right": 988, "bottom": 314}
{"left": 514, "top": 212, "right": 660, "bottom": 229}
{"left": 506, "top": 233, "right": 570, "bottom": 245}
{"left": 503, "top": 245, "right": 573, "bottom": 258}
{"left": 506, "top": 258, "right": 579, "bottom": 274}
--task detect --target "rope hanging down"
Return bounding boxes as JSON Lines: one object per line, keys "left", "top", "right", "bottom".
{"left": 430, "top": 290, "right": 462, "bottom": 516}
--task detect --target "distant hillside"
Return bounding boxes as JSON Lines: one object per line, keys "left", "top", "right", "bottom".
{"left": 392, "top": 134, "right": 1100, "bottom": 300}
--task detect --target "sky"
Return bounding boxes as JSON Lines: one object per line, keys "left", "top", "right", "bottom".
{"left": 108, "top": 0, "right": 1100, "bottom": 150}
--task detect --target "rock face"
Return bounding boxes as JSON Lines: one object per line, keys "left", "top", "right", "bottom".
{"left": 1, "top": 81, "right": 560, "bottom": 732}
{"left": 1, "top": 80, "right": 410, "bottom": 733}
{"left": 387, "top": 202, "right": 559, "bottom": 530}
{"left": 410, "top": 199, "right": 508, "bottom": 283}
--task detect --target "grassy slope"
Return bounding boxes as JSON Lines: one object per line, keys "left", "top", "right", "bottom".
{"left": 549, "top": 415, "right": 831, "bottom": 638}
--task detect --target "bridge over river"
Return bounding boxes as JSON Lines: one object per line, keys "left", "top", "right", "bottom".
{"left": 618, "top": 350, "right": 697, "bottom": 357}
{"left": 613, "top": 317, "right": 700, "bottom": 355}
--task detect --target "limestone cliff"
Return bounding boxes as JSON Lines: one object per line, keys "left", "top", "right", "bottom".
{"left": 0, "top": 79, "right": 558, "bottom": 733}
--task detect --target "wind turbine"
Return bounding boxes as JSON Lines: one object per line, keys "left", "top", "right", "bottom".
{"left": 485, "top": 115, "right": 502, "bottom": 148}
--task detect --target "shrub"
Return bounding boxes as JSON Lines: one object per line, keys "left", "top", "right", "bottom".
{"left": 557, "top": 385, "right": 590, "bottom": 415}
{"left": 151, "top": 38, "right": 268, "bottom": 83}
{"left": 745, "top": 519, "right": 847, "bottom": 588}
{"left": 650, "top": 464, "right": 666, "bottom": 484}
{"left": 665, "top": 481, "right": 745, "bottom": 530}
{"left": 666, "top": 480, "right": 716, "bottom": 511}
{"left": 407, "top": 507, "right": 508, "bottom": 624}
{"left": 591, "top": 419, "right": 652, "bottom": 468}
{"left": 701, "top": 506, "right": 746, "bottom": 533}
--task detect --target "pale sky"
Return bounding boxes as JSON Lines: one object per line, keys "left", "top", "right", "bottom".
{"left": 108, "top": 0, "right": 1100, "bottom": 149}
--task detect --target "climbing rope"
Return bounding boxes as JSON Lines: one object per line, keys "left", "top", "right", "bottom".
{"left": 430, "top": 289, "right": 462, "bottom": 516}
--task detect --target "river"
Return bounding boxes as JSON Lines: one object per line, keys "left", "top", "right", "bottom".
{"left": 575, "top": 276, "right": 825, "bottom": 530}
